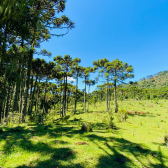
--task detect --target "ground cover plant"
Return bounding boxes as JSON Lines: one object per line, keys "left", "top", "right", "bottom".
{"left": 0, "top": 99, "right": 168, "bottom": 168}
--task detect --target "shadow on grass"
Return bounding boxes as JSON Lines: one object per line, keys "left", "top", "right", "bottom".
{"left": 73, "top": 109, "right": 96, "bottom": 115}
{"left": 0, "top": 125, "right": 84, "bottom": 168}
{"left": 0, "top": 121, "right": 168, "bottom": 168}
{"left": 85, "top": 134, "right": 168, "bottom": 168}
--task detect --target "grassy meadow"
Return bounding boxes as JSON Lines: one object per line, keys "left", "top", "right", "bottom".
{"left": 0, "top": 99, "right": 168, "bottom": 168}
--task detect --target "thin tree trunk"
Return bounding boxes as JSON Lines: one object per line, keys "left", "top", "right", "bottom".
{"left": 9, "top": 84, "right": 15, "bottom": 113}
{"left": 109, "top": 91, "right": 111, "bottom": 110}
{"left": 43, "top": 78, "right": 48, "bottom": 114}
{"left": 62, "top": 78, "right": 65, "bottom": 116}
{"left": 28, "top": 75, "right": 34, "bottom": 115}
{"left": 63, "top": 76, "right": 67, "bottom": 116}
{"left": 35, "top": 79, "right": 40, "bottom": 113}
{"left": 2, "top": 64, "right": 8, "bottom": 116}
{"left": 19, "top": 63, "right": 25, "bottom": 115}
{"left": 13, "top": 61, "right": 21, "bottom": 112}
{"left": 87, "top": 84, "right": 90, "bottom": 112}
{"left": 74, "top": 75, "right": 78, "bottom": 114}
{"left": 30, "top": 75, "right": 38, "bottom": 115}
{"left": 22, "top": 48, "right": 33, "bottom": 122}
{"left": 67, "top": 92, "right": 69, "bottom": 111}
{"left": 106, "top": 77, "right": 109, "bottom": 112}
{"left": 114, "top": 79, "right": 118, "bottom": 113}
{"left": 84, "top": 76, "right": 86, "bottom": 112}
{"left": 3, "top": 96, "right": 7, "bottom": 121}
{"left": 60, "top": 80, "right": 62, "bottom": 117}
{"left": 5, "top": 84, "right": 10, "bottom": 118}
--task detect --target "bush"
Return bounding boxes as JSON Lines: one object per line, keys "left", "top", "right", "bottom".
{"left": 103, "top": 111, "right": 116, "bottom": 129}
{"left": 108, "top": 116, "right": 116, "bottom": 129}
{"left": 61, "top": 115, "right": 70, "bottom": 122}
{"left": 81, "top": 123, "right": 92, "bottom": 132}
{"left": 118, "top": 109, "right": 128, "bottom": 122}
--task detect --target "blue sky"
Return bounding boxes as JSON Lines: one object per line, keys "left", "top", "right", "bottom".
{"left": 35, "top": 0, "right": 168, "bottom": 92}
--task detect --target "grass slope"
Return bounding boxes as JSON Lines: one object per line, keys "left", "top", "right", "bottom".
{"left": 0, "top": 100, "right": 168, "bottom": 168}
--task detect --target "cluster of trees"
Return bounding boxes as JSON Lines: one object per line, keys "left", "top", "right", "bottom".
{"left": 89, "top": 82, "right": 168, "bottom": 105}
{"left": 120, "top": 84, "right": 168, "bottom": 100}
{"left": 3, "top": 0, "right": 157, "bottom": 125}
{"left": 93, "top": 58, "right": 134, "bottom": 112}
{"left": 0, "top": 0, "right": 74, "bottom": 123}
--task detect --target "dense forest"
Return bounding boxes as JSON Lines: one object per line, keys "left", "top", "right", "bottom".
{"left": 0, "top": 1, "right": 168, "bottom": 168}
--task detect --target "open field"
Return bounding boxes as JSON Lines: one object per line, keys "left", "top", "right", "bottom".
{"left": 0, "top": 99, "right": 168, "bottom": 168}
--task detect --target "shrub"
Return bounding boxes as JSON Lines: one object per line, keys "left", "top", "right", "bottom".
{"left": 108, "top": 116, "right": 116, "bottom": 129}
{"left": 61, "top": 115, "right": 70, "bottom": 122}
{"left": 118, "top": 109, "right": 128, "bottom": 122}
{"left": 81, "top": 123, "right": 92, "bottom": 132}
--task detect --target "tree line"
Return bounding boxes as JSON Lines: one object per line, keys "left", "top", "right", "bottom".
{"left": 0, "top": 0, "right": 139, "bottom": 125}
{"left": 0, "top": 0, "right": 74, "bottom": 123}
{"left": 89, "top": 82, "right": 168, "bottom": 107}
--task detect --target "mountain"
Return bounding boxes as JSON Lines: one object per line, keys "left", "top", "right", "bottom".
{"left": 137, "top": 71, "right": 168, "bottom": 89}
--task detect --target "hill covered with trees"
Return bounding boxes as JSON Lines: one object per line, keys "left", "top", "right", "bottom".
{"left": 137, "top": 71, "right": 168, "bottom": 89}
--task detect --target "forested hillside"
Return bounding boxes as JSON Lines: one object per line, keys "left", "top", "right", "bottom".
{"left": 138, "top": 71, "right": 168, "bottom": 88}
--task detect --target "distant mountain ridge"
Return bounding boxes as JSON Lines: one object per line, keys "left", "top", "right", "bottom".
{"left": 137, "top": 70, "right": 168, "bottom": 88}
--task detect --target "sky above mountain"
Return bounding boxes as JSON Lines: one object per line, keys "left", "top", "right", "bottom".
{"left": 34, "top": 0, "right": 168, "bottom": 92}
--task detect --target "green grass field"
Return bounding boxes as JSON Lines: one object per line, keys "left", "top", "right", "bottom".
{"left": 0, "top": 99, "right": 168, "bottom": 168}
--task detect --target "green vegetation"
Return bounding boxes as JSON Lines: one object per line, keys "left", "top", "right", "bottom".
{"left": 138, "top": 71, "right": 168, "bottom": 89}
{"left": 0, "top": 100, "right": 168, "bottom": 168}
{"left": 1, "top": 1, "right": 168, "bottom": 168}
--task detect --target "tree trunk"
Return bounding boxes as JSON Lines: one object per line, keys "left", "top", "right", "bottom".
{"left": 67, "top": 92, "right": 69, "bottom": 111}
{"left": 108, "top": 91, "right": 111, "bottom": 110}
{"left": 35, "top": 79, "right": 40, "bottom": 113}
{"left": 59, "top": 81, "right": 62, "bottom": 117}
{"left": 9, "top": 83, "right": 15, "bottom": 113}
{"left": 28, "top": 75, "right": 34, "bottom": 116}
{"left": 42, "top": 78, "right": 48, "bottom": 121}
{"left": 60, "top": 80, "right": 63, "bottom": 117}
{"left": 87, "top": 84, "right": 90, "bottom": 112}
{"left": 84, "top": 76, "right": 86, "bottom": 112}
{"left": 29, "top": 75, "right": 38, "bottom": 115}
{"left": 63, "top": 76, "right": 67, "bottom": 116}
{"left": 5, "top": 84, "right": 10, "bottom": 118}
{"left": 22, "top": 48, "right": 33, "bottom": 122}
{"left": 13, "top": 61, "right": 21, "bottom": 112}
{"left": 62, "top": 78, "right": 65, "bottom": 116}
{"left": 19, "top": 64, "right": 24, "bottom": 121}
{"left": 106, "top": 77, "right": 109, "bottom": 112}
{"left": 114, "top": 79, "right": 118, "bottom": 113}
{"left": 3, "top": 95, "right": 7, "bottom": 122}
{"left": 74, "top": 75, "right": 78, "bottom": 114}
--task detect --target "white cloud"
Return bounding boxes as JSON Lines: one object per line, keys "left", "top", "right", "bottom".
{"left": 67, "top": 76, "right": 75, "bottom": 82}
